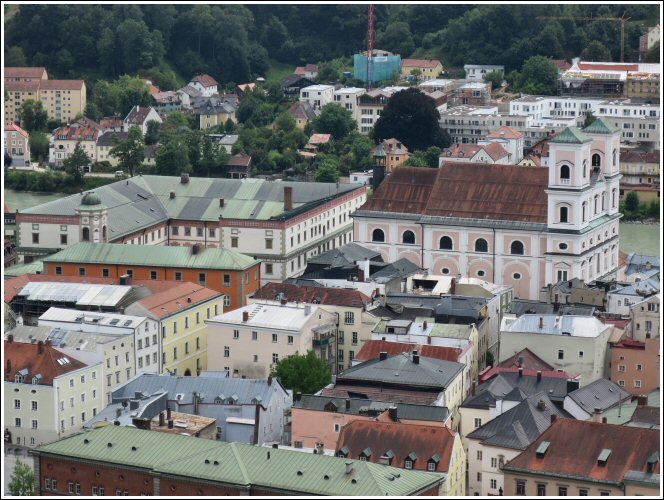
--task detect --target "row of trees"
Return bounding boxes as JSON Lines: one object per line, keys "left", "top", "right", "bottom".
{"left": 5, "top": 5, "right": 658, "bottom": 89}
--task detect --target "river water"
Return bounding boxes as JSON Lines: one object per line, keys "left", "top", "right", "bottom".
{"left": 3, "top": 189, "right": 661, "bottom": 257}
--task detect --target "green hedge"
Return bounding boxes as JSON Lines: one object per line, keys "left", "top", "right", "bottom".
{"left": 5, "top": 171, "right": 116, "bottom": 194}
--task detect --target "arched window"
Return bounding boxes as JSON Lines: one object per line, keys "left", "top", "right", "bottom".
{"left": 439, "top": 236, "right": 453, "bottom": 250}
{"left": 93, "top": 228, "right": 100, "bottom": 243}
{"left": 474, "top": 238, "right": 488, "bottom": 253}
{"left": 559, "top": 206, "right": 569, "bottom": 223}
{"left": 592, "top": 153, "right": 601, "bottom": 168}
{"left": 583, "top": 160, "right": 588, "bottom": 178}
{"left": 601, "top": 192, "right": 606, "bottom": 211}
{"left": 510, "top": 241, "right": 525, "bottom": 255}
{"left": 82, "top": 227, "right": 90, "bottom": 241}
{"left": 402, "top": 230, "right": 415, "bottom": 245}
{"left": 594, "top": 194, "right": 599, "bottom": 214}
{"left": 613, "top": 149, "right": 617, "bottom": 167}
{"left": 372, "top": 229, "right": 385, "bottom": 242}
{"left": 582, "top": 202, "right": 587, "bottom": 222}
{"left": 612, "top": 188, "right": 617, "bottom": 208}
{"left": 560, "top": 164, "right": 570, "bottom": 180}
{"left": 102, "top": 226, "right": 107, "bottom": 240}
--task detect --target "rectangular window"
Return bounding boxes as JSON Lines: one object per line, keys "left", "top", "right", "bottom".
{"left": 79, "top": 267, "right": 86, "bottom": 276}
{"left": 224, "top": 346, "right": 229, "bottom": 357}
{"left": 13, "top": 399, "right": 20, "bottom": 410}
{"left": 45, "top": 478, "right": 51, "bottom": 491}
{"left": 558, "top": 350, "right": 564, "bottom": 360}
{"left": 252, "top": 331, "right": 258, "bottom": 341}
{"left": 231, "top": 237, "right": 238, "bottom": 248}
{"left": 223, "top": 296, "right": 231, "bottom": 307}
{"left": 196, "top": 337, "right": 200, "bottom": 349}
{"left": 477, "top": 472, "right": 481, "bottom": 482}
{"left": 352, "top": 332, "right": 358, "bottom": 345}
{"left": 196, "top": 227, "right": 203, "bottom": 237}
{"left": 69, "top": 481, "right": 74, "bottom": 494}
{"left": 491, "top": 457, "right": 498, "bottom": 468}
{"left": 233, "top": 330, "right": 240, "bottom": 339}
{"left": 474, "top": 418, "right": 482, "bottom": 428}
{"left": 173, "top": 347, "right": 178, "bottom": 360}
{"left": 635, "top": 380, "right": 642, "bottom": 388}
{"left": 31, "top": 400, "right": 38, "bottom": 411}
{"left": 559, "top": 486, "right": 567, "bottom": 496}
{"left": 265, "top": 239, "right": 273, "bottom": 249}
{"left": 579, "top": 489, "right": 588, "bottom": 496}
{"left": 477, "top": 450, "right": 483, "bottom": 461}
{"left": 199, "top": 272, "right": 206, "bottom": 285}
{"left": 272, "top": 334, "right": 278, "bottom": 343}
{"left": 185, "top": 342, "right": 189, "bottom": 355}
{"left": 55, "top": 266, "right": 63, "bottom": 275}
{"left": 175, "top": 272, "right": 182, "bottom": 281}
{"left": 490, "top": 479, "right": 497, "bottom": 489}
{"left": 184, "top": 227, "right": 191, "bottom": 236}
{"left": 636, "top": 364, "right": 643, "bottom": 371}
{"left": 60, "top": 234, "right": 68, "bottom": 245}
{"left": 185, "top": 317, "right": 189, "bottom": 329}
{"left": 76, "top": 482, "right": 81, "bottom": 495}
{"left": 223, "top": 274, "right": 231, "bottom": 286}
{"left": 265, "top": 263, "right": 273, "bottom": 275}
{"left": 537, "top": 484, "right": 546, "bottom": 496}
{"left": 273, "top": 353, "right": 279, "bottom": 364}
{"left": 32, "top": 419, "right": 38, "bottom": 429}
{"left": 516, "top": 481, "right": 526, "bottom": 496}
{"left": 209, "top": 228, "right": 216, "bottom": 238}
{"left": 150, "top": 271, "right": 157, "bottom": 280}
{"left": 32, "top": 233, "right": 39, "bottom": 244}
{"left": 288, "top": 335, "right": 294, "bottom": 345}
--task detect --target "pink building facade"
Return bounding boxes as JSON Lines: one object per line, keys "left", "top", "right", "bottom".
{"left": 352, "top": 119, "right": 622, "bottom": 300}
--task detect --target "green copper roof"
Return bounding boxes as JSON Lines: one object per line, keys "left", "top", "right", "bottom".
{"left": 34, "top": 426, "right": 443, "bottom": 496}
{"left": 43, "top": 242, "right": 258, "bottom": 271}
{"left": 549, "top": 127, "right": 592, "bottom": 144}
{"left": 582, "top": 116, "right": 620, "bottom": 135}
{"left": 3, "top": 260, "right": 44, "bottom": 277}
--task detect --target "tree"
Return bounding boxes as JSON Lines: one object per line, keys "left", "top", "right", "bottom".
{"left": 483, "top": 70, "right": 504, "bottom": 90}
{"left": 5, "top": 151, "right": 13, "bottom": 168}
{"left": 645, "top": 41, "right": 660, "bottom": 63}
{"left": 373, "top": 88, "right": 449, "bottom": 151}
{"left": 144, "top": 120, "right": 161, "bottom": 146}
{"left": 30, "top": 131, "right": 49, "bottom": 163}
{"left": 581, "top": 41, "right": 612, "bottom": 62}
{"left": 624, "top": 191, "right": 640, "bottom": 212}
{"left": 514, "top": 56, "right": 559, "bottom": 95}
{"left": 314, "top": 156, "right": 341, "bottom": 183}
{"left": 8, "top": 459, "right": 34, "bottom": 496}
{"left": 5, "top": 46, "right": 27, "bottom": 66}
{"left": 275, "top": 112, "right": 296, "bottom": 133}
{"left": 155, "top": 139, "right": 191, "bottom": 175}
{"left": 377, "top": 21, "right": 415, "bottom": 56}
{"left": 647, "top": 198, "right": 659, "bottom": 219}
{"left": 110, "top": 126, "right": 145, "bottom": 177}
{"left": 313, "top": 104, "right": 357, "bottom": 141}
{"left": 583, "top": 111, "right": 597, "bottom": 128}
{"left": 403, "top": 153, "right": 428, "bottom": 167}
{"left": 485, "top": 350, "right": 495, "bottom": 368}
{"left": 317, "top": 62, "right": 339, "bottom": 84}
{"left": 63, "top": 142, "right": 90, "bottom": 185}
{"left": 271, "top": 350, "right": 332, "bottom": 396}
{"left": 19, "top": 100, "right": 48, "bottom": 133}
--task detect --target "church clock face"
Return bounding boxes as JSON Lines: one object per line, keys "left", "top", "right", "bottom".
{"left": 82, "top": 217, "right": 89, "bottom": 224}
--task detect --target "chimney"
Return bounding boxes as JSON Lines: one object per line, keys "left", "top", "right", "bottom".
{"left": 280, "top": 298, "right": 287, "bottom": 305}
{"left": 304, "top": 304, "right": 311, "bottom": 316}
{"left": 181, "top": 173, "right": 189, "bottom": 184}
{"left": 518, "top": 367, "right": 523, "bottom": 378}
{"left": 471, "top": 382, "right": 476, "bottom": 396}
{"left": 637, "top": 395, "right": 649, "bottom": 407}
{"left": 517, "top": 356, "right": 524, "bottom": 367}
{"left": 192, "top": 243, "right": 200, "bottom": 255}
{"left": 357, "top": 269, "right": 365, "bottom": 282}
{"left": 538, "top": 317, "right": 544, "bottom": 329}
{"left": 592, "top": 408, "right": 602, "bottom": 422}
{"left": 159, "top": 412, "right": 165, "bottom": 427}
{"left": 427, "top": 336, "right": 432, "bottom": 345}
{"left": 6, "top": 359, "right": 11, "bottom": 373}
{"left": 7, "top": 334, "right": 13, "bottom": 343}
{"left": 284, "top": 186, "right": 293, "bottom": 211}
{"left": 37, "top": 340, "right": 44, "bottom": 355}
{"left": 268, "top": 374, "right": 273, "bottom": 386}
{"left": 450, "top": 277, "right": 456, "bottom": 295}
{"left": 168, "top": 419, "right": 174, "bottom": 429}
{"left": 379, "top": 352, "right": 388, "bottom": 361}
{"left": 167, "top": 406, "right": 172, "bottom": 421}
{"left": 537, "top": 399, "right": 546, "bottom": 411}
{"left": 219, "top": 198, "right": 225, "bottom": 207}
{"left": 345, "top": 461, "right": 353, "bottom": 475}
{"left": 422, "top": 320, "right": 428, "bottom": 331}
{"left": 242, "top": 311, "right": 249, "bottom": 322}
{"left": 536, "top": 371, "right": 542, "bottom": 382}
{"left": 550, "top": 414, "right": 557, "bottom": 424}
{"left": 601, "top": 417, "right": 608, "bottom": 423}
{"left": 412, "top": 350, "right": 420, "bottom": 364}
{"left": 346, "top": 399, "right": 351, "bottom": 410}
{"left": 388, "top": 406, "right": 398, "bottom": 421}
{"left": 170, "top": 191, "right": 176, "bottom": 199}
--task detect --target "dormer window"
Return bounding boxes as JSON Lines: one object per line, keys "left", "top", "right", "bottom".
{"left": 15, "top": 368, "right": 28, "bottom": 384}
{"left": 337, "top": 446, "right": 349, "bottom": 458}
{"left": 428, "top": 453, "right": 441, "bottom": 471}
{"left": 359, "top": 447, "right": 372, "bottom": 462}
{"left": 405, "top": 452, "right": 417, "bottom": 469}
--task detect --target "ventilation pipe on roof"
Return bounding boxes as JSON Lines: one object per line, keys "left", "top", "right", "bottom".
{"left": 181, "top": 173, "right": 190, "bottom": 184}
{"left": 268, "top": 374, "right": 273, "bottom": 386}
{"left": 345, "top": 461, "right": 353, "bottom": 475}
{"left": 37, "top": 340, "right": 44, "bottom": 355}
{"left": 537, "top": 399, "right": 546, "bottom": 411}
{"left": 168, "top": 419, "right": 174, "bottom": 429}
{"left": 536, "top": 371, "right": 542, "bottom": 382}
{"left": 167, "top": 406, "right": 171, "bottom": 421}
{"left": 170, "top": 191, "right": 176, "bottom": 199}
{"left": 518, "top": 367, "right": 523, "bottom": 378}
{"left": 159, "top": 412, "right": 165, "bottom": 427}
{"left": 538, "top": 317, "right": 544, "bottom": 329}
{"left": 379, "top": 352, "right": 388, "bottom": 361}
{"left": 242, "top": 311, "right": 249, "bottom": 322}
{"left": 550, "top": 414, "right": 557, "bottom": 424}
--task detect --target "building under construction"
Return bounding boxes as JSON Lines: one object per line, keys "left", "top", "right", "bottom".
{"left": 353, "top": 49, "right": 401, "bottom": 84}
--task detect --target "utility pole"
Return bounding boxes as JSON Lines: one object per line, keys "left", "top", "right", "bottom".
{"left": 367, "top": 4, "right": 375, "bottom": 89}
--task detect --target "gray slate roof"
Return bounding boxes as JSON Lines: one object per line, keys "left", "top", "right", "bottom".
{"left": 97, "top": 131, "right": 129, "bottom": 147}
{"left": 461, "top": 373, "right": 572, "bottom": 409}
{"left": 306, "top": 242, "right": 380, "bottom": 267}
{"left": 434, "top": 295, "right": 486, "bottom": 320}
{"left": 337, "top": 352, "right": 464, "bottom": 389}
{"left": 370, "top": 258, "right": 421, "bottom": 282}
{"left": 567, "top": 378, "right": 631, "bottom": 413}
{"left": 611, "top": 274, "right": 660, "bottom": 296}
{"left": 294, "top": 395, "right": 449, "bottom": 422}
{"left": 111, "top": 372, "right": 286, "bottom": 407}
{"left": 625, "top": 253, "right": 660, "bottom": 276}
{"left": 467, "top": 392, "right": 568, "bottom": 450}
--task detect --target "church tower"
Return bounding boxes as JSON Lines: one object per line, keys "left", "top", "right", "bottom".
{"left": 75, "top": 191, "right": 108, "bottom": 243}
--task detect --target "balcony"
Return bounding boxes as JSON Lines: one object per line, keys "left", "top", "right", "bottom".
{"left": 313, "top": 335, "right": 333, "bottom": 348}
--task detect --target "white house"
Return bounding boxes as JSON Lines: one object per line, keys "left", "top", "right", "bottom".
{"left": 499, "top": 314, "right": 613, "bottom": 384}
{"left": 123, "top": 106, "right": 162, "bottom": 135}
{"left": 188, "top": 74, "right": 219, "bottom": 97}
{"left": 299, "top": 85, "right": 335, "bottom": 110}
{"left": 206, "top": 303, "right": 338, "bottom": 378}
{"left": 464, "top": 64, "right": 504, "bottom": 82}
{"left": 333, "top": 87, "right": 366, "bottom": 122}
{"left": 606, "top": 275, "right": 660, "bottom": 316}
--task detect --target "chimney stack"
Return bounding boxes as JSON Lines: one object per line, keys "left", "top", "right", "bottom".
{"left": 537, "top": 399, "right": 546, "bottom": 411}
{"left": 284, "top": 186, "right": 293, "bottom": 211}
{"left": 219, "top": 198, "right": 225, "bottom": 208}
{"left": 450, "top": 277, "right": 456, "bottom": 295}
{"left": 427, "top": 335, "right": 432, "bottom": 345}
{"left": 192, "top": 243, "right": 200, "bottom": 255}
{"left": 388, "top": 407, "right": 398, "bottom": 421}
{"left": 170, "top": 191, "right": 176, "bottom": 199}
{"left": 280, "top": 298, "right": 287, "bottom": 305}
{"left": 518, "top": 367, "right": 523, "bottom": 378}
{"left": 181, "top": 173, "right": 190, "bottom": 184}
{"left": 168, "top": 419, "right": 174, "bottom": 429}
{"left": 37, "top": 340, "right": 44, "bottom": 355}
{"left": 550, "top": 414, "right": 557, "bottom": 424}
{"left": 167, "top": 406, "right": 171, "bottom": 421}
{"left": 422, "top": 320, "right": 428, "bottom": 331}
{"left": 637, "top": 395, "right": 649, "bottom": 407}
{"left": 159, "top": 412, "right": 165, "bottom": 427}
{"left": 536, "top": 371, "right": 542, "bottom": 382}
{"left": 592, "top": 408, "right": 602, "bottom": 422}
{"left": 242, "top": 311, "right": 249, "bottom": 322}
{"left": 7, "top": 334, "right": 13, "bottom": 343}
{"left": 538, "top": 317, "right": 544, "bottom": 329}
{"left": 517, "top": 356, "right": 524, "bottom": 367}
{"left": 412, "top": 350, "right": 419, "bottom": 364}
{"left": 345, "top": 461, "right": 353, "bottom": 475}
{"left": 379, "top": 352, "right": 388, "bottom": 361}
{"left": 268, "top": 374, "right": 273, "bottom": 386}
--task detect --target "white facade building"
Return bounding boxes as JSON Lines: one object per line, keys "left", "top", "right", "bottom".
{"left": 333, "top": 87, "right": 366, "bottom": 122}
{"left": 299, "top": 85, "right": 335, "bottom": 110}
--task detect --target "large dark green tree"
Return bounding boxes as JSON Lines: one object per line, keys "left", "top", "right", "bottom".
{"left": 19, "top": 100, "right": 48, "bottom": 133}
{"left": 271, "top": 350, "right": 332, "bottom": 396}
{"left": 155, "top": 139, "right": 191, "bottom": 175}
{"left": 581, "top": 41, "right": 612, "bottom": 62}
{"left": 313, "top": 104, "right": 357, "bottom": 141}
{"left": 513, "top": 56, "right": 559, "bottom": 95}
{"left": 62, "top": 142, "right": 90, "bottom": 185}
{"left": 373, "top": 88, "right": 449, "bottom": 151}
{"left": 109, "top": 126, "right": 145, "bottom": 177}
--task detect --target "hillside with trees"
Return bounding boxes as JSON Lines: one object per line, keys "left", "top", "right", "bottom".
{"left": 4, "top": 4, "right": 659, "bottom": 90}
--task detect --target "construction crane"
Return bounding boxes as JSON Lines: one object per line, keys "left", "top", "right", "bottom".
{"left": 537, "top": 12, "right": 630, "bottom": 62}
{"left": 367, "top": 4, "right": 375, "bottom": 89}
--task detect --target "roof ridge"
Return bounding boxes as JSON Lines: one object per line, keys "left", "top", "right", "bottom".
{"left": 229, "top": 442, "right": 251, "bottom": 485}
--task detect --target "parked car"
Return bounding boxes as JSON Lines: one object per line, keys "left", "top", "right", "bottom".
{"left": 114, "top": 170, "right": 125, "bottom": 178}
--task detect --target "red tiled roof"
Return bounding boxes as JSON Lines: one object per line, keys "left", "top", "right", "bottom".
{"left": 502, "top": 418, "right": 660, "bottom": 481}
{"left": 237, "top": 83, "right": 255, "bottom": 92}
{"left": 577, "top": 62, "right": 639, "bottom": 72}
{"left": 5, "top": 80, "right": 41, "bottom": 92}
{"left": 497, "top": 348, "right": 554, "bottom": 371}
{"left": 335, "top": 420, "right": 456, "bottom": 472}
{"left": 191, "top": 74, "right": 218, "bottom": 87}
{"left": 125, "top": 106, "right": 154, "bottom": 125}
{"left": 355, "top": 340, "right": 461, "bottom": 363}
{"left": 227, "top": 153, "right": 252, "bottom": 167}
{"left": 441, "top": 144, "right": 482, "bottom": 159}
{"left": 308, "top": 133, "right": 331, "bottom": 144}
{"left": 136, "top": 282, "right": 221, "bottom": 319}
{"left": 552, "top": 59, "right": 572, "bottom": 71}
{"left": 614, "top": 338, "right": 645, "bottom": 350}
{"left": 4, "top": 123, "right": 29, "bottom": 137}
{"left": 425, "top": 163, "right": 549, "bottom": 223}
{"left": 482, "top": 141, "right": 510, "bottom": 161}
{"left": 4, "top": 67, "right": 47, "bottom": 79}
{"left": 39, "top": 80, "right": 85, "bottom": 91}
{"left": 360, "top": 167, "right": 438, "bottom": 214}
{"left": 486, "top": 126, "right": 524, "bottom": 140}
{"left": 402, "top": 59, "right": 442, "bottom": 69}
{"left": 620, "top": 150, "right": 659, "bottom": 164}
{"left": 479, "top": 366, "right": 578, "bottom": 384}
{"left": 252, "top": 282, "right": 370, "bottom": 308}
{"left": 5, "top": 339, "right": 87, "bottom": 386}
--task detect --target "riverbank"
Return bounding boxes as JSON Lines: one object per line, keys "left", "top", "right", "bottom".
{"left": 4, "top": 170, "right": 115, "bottom": 194}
